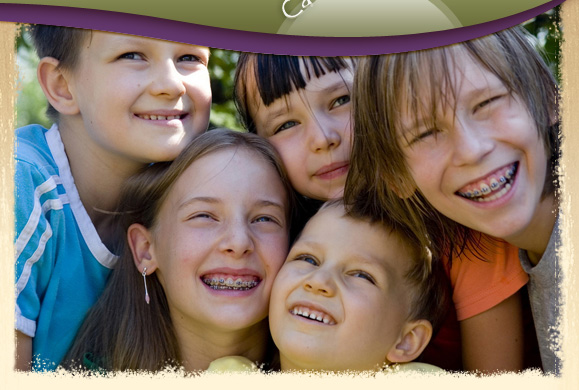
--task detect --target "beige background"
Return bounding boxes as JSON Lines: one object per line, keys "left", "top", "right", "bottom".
{"left": 1, "top": 1, "right": 577, "bottom": 388}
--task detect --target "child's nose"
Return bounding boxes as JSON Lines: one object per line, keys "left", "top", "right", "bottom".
{"left": 303, "top": 269, "right": 335, "bottom": 296}
{"left": 219, "top": 219, "right": 255, "bottom": 258}
{"left": 148, "top": 60, "right": 187, "bottom": 98}
{"left": 308, "top": 116, "right": 343, "bottom": 152}
{"left": 451, "top": 119, "right": 494, "bottom": 166}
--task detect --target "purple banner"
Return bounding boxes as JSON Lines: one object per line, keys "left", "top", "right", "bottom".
{"left": 0, "top": 1, "right": 565, "bottom": 55}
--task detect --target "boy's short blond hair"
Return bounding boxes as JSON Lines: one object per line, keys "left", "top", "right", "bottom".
{"left": 323, "top": 199, "right": 451, "bottom": 335}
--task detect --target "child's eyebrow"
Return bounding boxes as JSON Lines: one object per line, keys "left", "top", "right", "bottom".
{"left": 464, "top": 81, "right": 509, "bottom": 101}
{"left": 397, "top": 116, "right": 426, "bottom": 140}
{"left": 177, "top": 197, "right": 285, "bottom": 213}
{"left": 260, "top": 103, "right": 291, "bottom": 129}
{"left": 178, "top": 196, "right": 220, "bottom": 210}
{"left": 253, "top": 199, "right": 287, "bottom": 214}
{"left": 350, "top": 253, "right": 393, "bottom": 275}
{"left": 306, "top": 78, "right": 350, "bottom": 95}
{"left": 292, "top": 239, "right": 322, "bottom": 252}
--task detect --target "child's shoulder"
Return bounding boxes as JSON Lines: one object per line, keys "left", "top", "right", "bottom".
{"left": 14, "top": 124, "right": 67, "bottom": 202}
{"left": 15, "top": 124, "right": 56, "bottom": 166}
{"left": 16, "top": 123, "right": 51, "bottom": 141}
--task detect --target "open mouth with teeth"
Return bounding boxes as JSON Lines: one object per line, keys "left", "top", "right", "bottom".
{"left": 290, "top": 305, "right": 336, "bottom": 325}
{"left": 202, "top": 275, "right": 260, "bottom": 291}
{"left": 136, "top": 114, "right": 187, "bottom": 121}
{"left": 456, "top": 162, "right": 518, "bottom": 203}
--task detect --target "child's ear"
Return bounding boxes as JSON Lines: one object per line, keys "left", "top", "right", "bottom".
{"left": 127, "top": 223, "right": 158, "bottom": 274}
{"left": 386, "top": 320, "right": 433, "bottom": 363}
{"left": 36, "top": 57, "right": 80, "bottom": 116}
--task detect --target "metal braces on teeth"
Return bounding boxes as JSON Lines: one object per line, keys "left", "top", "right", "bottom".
{"left": 459, "top": 164, "right": 517, "bottom": 200}
{"left": 203, "top": 277, "right": 258, "bottom": 290}
{"left": 460, "top": 175, "right": 511, "bottom": 199}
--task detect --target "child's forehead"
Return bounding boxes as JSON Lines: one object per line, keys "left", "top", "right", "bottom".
{"left": 308, "top": 206, "right": 406, "bottom": 257}
{"left": 397, "top": 50, "right": 507, "bottom": 124}
{"left": 297, "top": 208, "right": 416, "bottom": 283}
{"left": 300, "top": 67, "right": 354, "bottom": 93}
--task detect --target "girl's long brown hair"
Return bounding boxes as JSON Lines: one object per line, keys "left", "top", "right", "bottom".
{"left": 63, "top": 129, "right": 295, "bottom": 372}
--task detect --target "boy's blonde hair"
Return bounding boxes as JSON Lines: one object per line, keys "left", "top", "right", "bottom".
{"left": 345, "top": 27, "right": 559, "bottom": 260}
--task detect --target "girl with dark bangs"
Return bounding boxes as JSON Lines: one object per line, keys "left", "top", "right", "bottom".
{"left": 234, "top": 54, "right": 354, "bottom": 204}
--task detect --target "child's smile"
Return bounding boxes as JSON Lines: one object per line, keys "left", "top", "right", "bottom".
{"left": 269, "top": 204, "right": 415, "bottom": 371}
{"left": 134, "top": 111, "right": 189, "bottom": 123}
{"left": 289, "top": 304, "right": 337, "bottom": 325}
{"left": 66, "top": 31, "right": 212, "bottom": 166}
{"left": 402, "top": 54, "right": 551, "bottom": 247}
{"left": 202, "top": 270, "right": 261, "bottom": 292}
{"left": 143, "top": 147, "right": 289, "bottom": 333}
{"left": 455, "top": 162, "right": 517, "bottom": 202}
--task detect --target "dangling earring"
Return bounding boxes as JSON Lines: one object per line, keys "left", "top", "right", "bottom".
{"left": 142, "top": 267, "right": 150, "bottom": 305}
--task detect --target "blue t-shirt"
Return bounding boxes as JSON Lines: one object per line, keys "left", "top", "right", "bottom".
{"left": 14, "top": 124, "right": 118, "bottom": 370}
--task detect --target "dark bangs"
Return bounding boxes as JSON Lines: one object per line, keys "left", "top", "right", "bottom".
{"left": 234, "top": 54, "right": 350, "bottom": 132}
{"left": 254, "top": 55, "right": 349, "bottom": 105}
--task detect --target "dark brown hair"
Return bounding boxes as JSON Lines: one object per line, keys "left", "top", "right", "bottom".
{"left": 234, "top": 53, "right": 354, "bottom": 133}
{"left": 28, "top": 25, "right": 91, "bottom": 122}
{"left": 63, "top": 129, "right": 295, "bottom": 372}
{"left": 345, "top": 27, "right": 559, "bottom": 261}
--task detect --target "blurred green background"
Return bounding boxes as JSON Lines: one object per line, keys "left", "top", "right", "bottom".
{"left": 15, "top": 7, "right": 561, "bottom": 130}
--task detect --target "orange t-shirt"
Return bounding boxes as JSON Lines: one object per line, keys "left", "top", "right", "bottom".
{"left": 420, "top": 237, "right": 528, "bottom": 370}
{"left": 450, "top": 237, "right": 528, "bottom": 321}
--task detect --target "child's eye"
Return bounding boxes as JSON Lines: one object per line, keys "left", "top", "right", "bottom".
{"left": 118, "top": 52, "right": 144, "bottom": 61}
{"left": 350, "top": 271, "right": 376, "bottom": 284}
{"left": 295, "top": 254, "right": 318, "bottom": 266}
{"left": 475, "top": 95, "right": 503, "bottom": 112}
{"left": 189, "top": 212, "right": 214, "bottom": 221}
{"left": 179, "top": 54, "right": 203, "bottom": 64}
{"left": 254, "top": 215, "right": 281, "bottom": 225}
{"left": 275, "top": 120, "right": 299, "bottom": 134}
{"left": 255, "top": 216, "right": 272, "bottom": 222}
{"left": 408, "top": 127, "right": 439, "bottom": 146}
{"left": 331, "top": 95, "right": 351, "bottom": 109}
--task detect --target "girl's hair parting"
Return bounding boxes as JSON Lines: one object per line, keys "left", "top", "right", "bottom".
{"left": 234, "top": 54, "right": 354, "bottom": 133}
{"left": 63, "top": 129, "right": 295, "bottom": 372}
{"left": 345, "top": 26, "right": 559, "bottom": 262}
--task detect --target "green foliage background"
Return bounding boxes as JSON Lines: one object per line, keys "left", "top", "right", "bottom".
{"left": 15, "top": 8, "right": 560, "bottom": 131}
